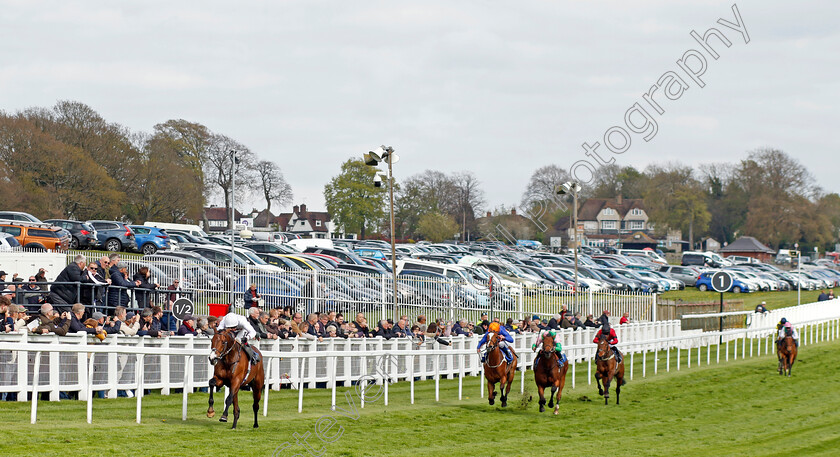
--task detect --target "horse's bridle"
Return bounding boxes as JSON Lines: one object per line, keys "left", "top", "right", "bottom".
{"left": 483, "top": 335, "right": 506, "bottom": 369}
{"left": 595, "top": 337, "right": 614, "bottom": 362}
{"left": 210, "top": 332, "right": 239, "bottom": 365}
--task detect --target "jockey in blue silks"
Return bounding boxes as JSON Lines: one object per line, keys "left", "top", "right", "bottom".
{"left": 477, "top": 322, "right": 515, "bottom": 363}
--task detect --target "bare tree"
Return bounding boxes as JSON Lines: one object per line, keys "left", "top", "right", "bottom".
{"left": 521, "top": 165, "right": 570, "bottom": 205}
{"left": 255, "top": 160, "right": 293, "bottom": 213}
{"left": 452, "top": 171, "right": 486, "bottom": 241}
{"left": 204, "top": 134, "right": 256, "bottom": 229}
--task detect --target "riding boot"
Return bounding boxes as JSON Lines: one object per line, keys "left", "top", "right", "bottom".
{"left": 613, "top": 347, "right": 623, "bottom": 364}
{"left": 243, "top": 343, "right": 260, "bottom": 365}
{"left": 501, "top": 346, "right": 512, "bottom": 363}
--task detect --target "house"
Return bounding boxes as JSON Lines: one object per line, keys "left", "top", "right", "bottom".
{"left": 475, "top": 208, "right": 536, "bottom": 242}
{"left": 699, "top": 237, "right": 721, "bottom": 252}
{"left": 620, "top": 231, "right": 658, "bottom": 250}
{"left": 273, "top": 204, "right": 337, "bottom": 239}
{"left": 203, "top": 206, "right": 244, "bottom": 233}
{"left": 550, "top": 196, "right": 653, "bottom": 248}
{"left": 719, "top": 236, "right": 775, "bottom": 263}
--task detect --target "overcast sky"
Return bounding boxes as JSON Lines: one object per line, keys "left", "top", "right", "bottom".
{"left": 2, "top": 0, "right": 838, "bottom": 214}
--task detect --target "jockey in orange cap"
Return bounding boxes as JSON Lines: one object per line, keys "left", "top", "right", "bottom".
{"left": 477, "top": 321, "right": 515, "bottom": 363}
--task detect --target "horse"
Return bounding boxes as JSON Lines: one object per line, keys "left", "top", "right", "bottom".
{"left": 777, "top": 335, "right": 797, "bottom": 377}
{"left": 595, "top": 334, "right": 625, "bottom": 405}
{"left": 483, "top": 332, "right": 518, "bottom": 407}
{"left": 533, "top": 333, "right": 568, "bottom": 415}
{"left": 207, "top": 328, "right": 265, "bottom": 429}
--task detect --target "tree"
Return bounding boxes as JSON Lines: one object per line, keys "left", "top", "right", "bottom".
{"left": 417, "top": 212, "right": 459, "bottom": 243}
{"left": 255, "top": 160, "right": 293, "bottom": 213}
{"left": 451, "top": 172, "right": 485, "bottom": 241}
{"left": 153, "top": 119, "right": 213, "bottom": 191}
{"left": 590, "top": 164, "right": 648, "bottom": 199}
{"left": 521, "top": 164, "right": 570, "bottom": 206}
{"left": 204, "top": 134, "right": 256, "bottom": 228}
{"left": 643, "top": 163, "right": 710, "bottom": 247}
{"left": 323, "top": 158, "right": 386, "bottom": 239}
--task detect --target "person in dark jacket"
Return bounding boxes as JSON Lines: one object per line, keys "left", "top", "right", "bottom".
{"left": 68, "top": 303, "right": 100, "bottom": 334}
{"left": 583, "top": 314, "right": 598, "bottom": 328}
{"left": 49, "top": 255, "right": 91, "bottom": 313}
{"left": 108, "top": 264, "right": 139, "bottom": 308}
{"left": 244, "top": 283, "right": 261, "bottom": 309}
{"left": 132, "top": 267, "right": 158, "bottom": 309}
{"left": 136, "top": 308, "right": 159, "bottom": 337}
{"left": 374, "top": 319, "right": 395, "bottom": 339}
{"left": 80, "top": 262, "right": 110, "bottom": 311}
{"left": 451, "top": 318, "right": 473, "bottom": 336}
{"left": 177, "top": 315, "right": 198, "bottom": 336}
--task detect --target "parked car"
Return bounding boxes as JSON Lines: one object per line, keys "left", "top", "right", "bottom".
{"left": 695, "top": 271, "right": 751, "bottom": 293}
{"left": 0, "top": 211, "right": 42, "bottom": 223}
{"left": 44, "top": 219, "right": 99, "bottom": 250}
{"left": 0, "top": 232, "right": 20, "bottom": 251}
{"left": 129, "top": 225, "right": 171, "bottom": 255}
{"left": 0, "top": 220, "right": 70, "bottom": 250}
{"left": 87, "top": 220, "right": 138, "bottom": 252}
{"left": 659, "top": 265, "right": 701, "bottom": 287}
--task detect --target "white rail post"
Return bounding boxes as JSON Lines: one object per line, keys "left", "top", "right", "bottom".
{"left": 409, "top": 353, "right": 415, "bottom": 405}
{"left": 297, "top": 357, "right": 305, "bottom": 413}
{"left": 30, "top": 351, "right": 42, "bottom": 424}
{"left": 107, "top": 336, "right": 118, "bottom": 399}
{"left": 17, "top": 332, "right": 29, "bottom": 402}
{"left": 330, "top": 355, "right": 337, "bottom": 411}
{"left": 264, "top": 356, "right": 270, "bottom": 416}
{"left": 136, "top": 339, "right": 145, "bottom": 424}
{"left": 181, "top": 355, "right": 191, "bottom": 421}
{"left": 86, "top": 351, "right": 95, "bottom": 424}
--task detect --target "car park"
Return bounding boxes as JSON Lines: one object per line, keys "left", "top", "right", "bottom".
{"left": 0, "top": 220, "right": 70, "bottom": 250}
{"left": 129, "top": 225, "right": 171, "bottom": 255}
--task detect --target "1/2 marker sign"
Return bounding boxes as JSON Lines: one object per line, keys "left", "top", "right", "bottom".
{"left": 171, "top": 298, "right": 194, "bottom": 320}
{"left": 710, "top": 271, "right": 733, "bottom": 293}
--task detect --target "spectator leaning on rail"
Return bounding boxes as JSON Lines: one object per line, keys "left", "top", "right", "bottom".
{"left": 107, "top": 255, "right": 140, "bottom": 308}
{"left": 50, "top": 255, "right": 92, "bottom": 314}
{"left": 68, "top": 303, "right": 101, "bottom": 335}
{"left": 81, "top": 261, "right": 110, "bottom": 312}
{"left": 115, "top": 307, "right": 140, "bottom": 336}
{"left": 452, "top": 318, "right": 473, "bottom": 337}
{"left": 133, "top": 267, "right": 158, "bottom": 309}
{"left": 136, "top": 308, "right": 159, "bottom": 337}
{"left": 177, "top": 314, "right": 198, "bottom": 336}
{"left": 817, "top": 290, "right": 829, "bottom": 302}
{"left": 33, "top": 303, "right": 71, "bottom": 336}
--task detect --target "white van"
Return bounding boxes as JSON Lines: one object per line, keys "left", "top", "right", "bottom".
{"left": 144, "top": 221, "right": 208, "bottom": 238}
{"left": 617, "top": 248, "right": 667, "bottom": 265}
{"left": 287, "top": 238, "right": 334, "bottom": 251}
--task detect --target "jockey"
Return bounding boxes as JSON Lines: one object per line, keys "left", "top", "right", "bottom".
{"left": 477, "top": 322, "right": 515, "bottom": 363}
{"left": 532, "top": 327, "right": 563, "bottom": 354}
{"left": 777, "top": 321, "right": 799, "bottom": 348}
{"left": 216, "top": 312, "right": 261, "bottom": 364}
{"left": 593, "top": 321, "right": 622, "bottom": 363}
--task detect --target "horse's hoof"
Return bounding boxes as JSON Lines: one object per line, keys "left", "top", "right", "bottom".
{"left": 598, "top": 389, "right": 604, "bottom": 396}
{"left": 539, "top": 405, "right": 545, "bottom": 413}
{"left": 207, "top": 410, "right": 215, "bottom": 418}
{"left": 501, "top": 401, "right": 507, "bottom": 408}
{"left": 553, "top": 409, "right": 559, "bottom": 415}
{"left": 489, "top": 398, "right": 495, "bottom": 405}
{"left": 219, "top": 416, "right": 227, "bottom": 423}
{"left": 254, "top": 424, "right": 259, "bottom": 429}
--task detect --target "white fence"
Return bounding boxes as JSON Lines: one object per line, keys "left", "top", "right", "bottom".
{"left": 4, "top": 309, "right": 840, "bottom": 424}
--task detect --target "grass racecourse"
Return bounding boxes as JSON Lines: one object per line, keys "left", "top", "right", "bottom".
{"left": 3, "top": 337, "right": 840, "bottom": 456}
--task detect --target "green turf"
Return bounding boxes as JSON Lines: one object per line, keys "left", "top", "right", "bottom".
{"left": 2, "top": 334, "right": 838, "bottom": 456}
{"left": 660, "top": 289, "right": 823, "bottom": 311}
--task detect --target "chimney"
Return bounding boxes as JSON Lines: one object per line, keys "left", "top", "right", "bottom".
{"left": 293, "top": 205, "right": 299, "bottom": 214}
{"left": 300, "top": 204, "right": 307, "bottom": 216}
{"left": 511, "top": 208, "right": 516, "bottom": 216}
{"left": 617, "top": 194, "right": 623, "bottom": 204}
{"left": 486, "top": 211, "right": 492, "bottom": 218}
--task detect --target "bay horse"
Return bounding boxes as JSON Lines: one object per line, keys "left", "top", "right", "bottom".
{"left": 533, "top": 333, "right": 568, "bottom": 414}
{"left": 595, "top": 334, "right": 624, "bottom": 405}
{"left": 777, "top": 335, "right": 797, "bottom": 377}
{"left": 483, "top": 332, "right": 518, "bottom": 407}
{"left": 207, "top": 328, "right": 265, "bottom": 429}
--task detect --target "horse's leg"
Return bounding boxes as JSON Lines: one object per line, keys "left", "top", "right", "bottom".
{"left": 603, "top": 375, "right": 612, "bottom": 405}
{"left": 220, "top": 385, "right": 234, "bottom": 423}
{"left": 487, "top": 380, "right": 496, "bottom": 406}
{"left": 595, "top": 371, "right": 604, "bottom": 396}
{"left": 207, "top": 377, "right": 217, "bottom": 418}
{"left": 548, "top": 386, "right": 556, "bottom": 408}
{"left": 502, "top": 371, "right": 514, "bottom": 408}
{"left": 252, "top": 377, "right": 262, "bottom": 428}
{"left": 231, "top": 385, "right": 241, "bottom": 429}
{"left": 554, "top": 368, "right": 567, "bottom": 416}
{"left": 537, "top": 384, "right": 546, "bottom": 413}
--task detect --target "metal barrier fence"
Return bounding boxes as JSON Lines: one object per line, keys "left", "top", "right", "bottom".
{"left": 57, "top": 252, "right": 657, "bottom": 323}
{"left": 1, "top": 313, "right": 838, "bottom": 424}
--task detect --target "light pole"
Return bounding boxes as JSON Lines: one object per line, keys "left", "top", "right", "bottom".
{"left": 229, "top": 149, "right": 239, "bottom": 307}
{"left": 364, "top": 146, "right": 400, "bottom": 322}
{"left": 795, "top": 242, "right": 801, "bottom": 306}
{"left": 557, "top": 181, "right": 582, "bottom": 305}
